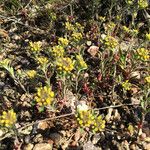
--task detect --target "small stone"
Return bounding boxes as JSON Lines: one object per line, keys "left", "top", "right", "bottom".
{"left": 143, "top": 143, "right": 150, "bottom": 150}
{"left": 33, "top": 143, "right": 53, "bottom": 150}
{"left": 130, "top": 143, "right": 136, "bottom": 150}
{"left": 92, "top": 134, "right": 101, "bottom": 144}
{"left": 0, "top": 129, "right": 4, "bottom": 137}
{"left": 33, "top": 134, "right": 43, "bottom": 143}
{"left": 23, "top": 143, "right": 34, "bottom": 150}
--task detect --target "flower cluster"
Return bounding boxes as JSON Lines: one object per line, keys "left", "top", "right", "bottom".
{"left": 76, "top": 55, "right": 87, "bottom": 70}
{"left": 122, "top": 80, "right": 132, "bottom": 90}
{"left": 138, "top": 0, "right": 148, "bottom": 9}
{"left": 56, "top": 57, "right": 74, "bottom": 74}
{"left": 35, "top": 86, "right": 54, "bottom": 107}
{"left": 58, "top": 37, "right": 69, "bottom": 47}
{"left": 76, "top": 103, "right": 105, "bottom": 132}
{"left": 122, "top": 26, "right": 130, "bottom": 33}
{"left": 145, "top": 76, "right": 150, "bottom": 83}
{"left": 0, "top": 110, "right": 17, "bottom": 127}
{"left": 146, "top": 33, "right": 150, "bottom": 41}
{"left": 72, "top": 32, "right": 83, "bottom": 42}
{"left": 37, "top": 57, "right": 49, "bottom": 65}
{"left": 98, "top": 16, "right": 106, "bottom": 22}
{"left": 26, "top": 70, "right": 37, "bottom": 78}
{"left": 65, "top": 22, "right": 74, "bottom": 31}
{"left": 137, "top": 48, "right": 149, "bottom": 61}
{"left": 104, "top": 35, "right": 118, "bottom": 50}
{"left": 52, "top": 45, "right": 64, "bottom": 57}
{"left": 29, "top": 41, "right": 42, "bottom": 52}
{"left": 126, "top": 0, "right": 134, "bottom": 5}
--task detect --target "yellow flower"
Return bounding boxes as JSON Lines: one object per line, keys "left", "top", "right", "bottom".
{"left": 52, "top": 45, "right": 64, "bottom": 58}
{"left": 29, "top": 41, "right": 42, "bottom": 52}
{"left": 0, "top": 109, "right": 17, "bottom": 127}
{"left": 72, "top": 32, "right": 83, "bottom": 42}
{"left": 99, "top": 16, "right": 106, "bottom": 21}
{"left": 104, "top": 36, "right": 118, "bottom": 50}
{"left": 76, "top": 107, "right": 105, "bottom": 132}
{"left": 145, "top": 76, "right": 150, "bottom": 83}
{"left": 56, "top": 57, "right": 74, "bottom": 74}
{"left": 122, "top": 80, "right": 132, "bottom": 90}
{"left": 130, "top": 29, "right": 138, "bottom": 35}
{"left": 58, "top": 37, "right": 69, "bottom": 47}
{"left": 26, "top": 70, "right": 37, "bottom": 78}
{"left": 146, "top": 33, "right": 150, "bottom": 41}
{"left": 138, "top": 0, "right": 148, "bottom": 8}
{"left": 126, "top": 0, "right": 134, "bottom": 5}
{"left": 93, "top": 115, "right": 105, "bottom": 132}
{"left": 122, "top": 26, "right": 130, "bottom": 33}
{"left": 107, "top": 22, "right": 115, "bottom": 30}
{"left": 137, "top": 48, "right": 149, "bottom": 61}
{"left": 65, "top": 22, "right": 74, "bottom": 31}
{"left": 75, "top": 22, "right": 84, "bottom": 32}
{"left": 37, "top": 57, "right": 49, "bottom": 64}
{"left": 35, "top": 86, "right": 54, "bottom": 107}
{"left": 76, "top": 55, "right": 87, "bottom": 70}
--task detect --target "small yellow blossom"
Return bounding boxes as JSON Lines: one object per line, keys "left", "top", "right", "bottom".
{"left": 137, "top": 48, "right": 149, "bottom": 61}
{"left": 107, "top": 22, "right": 115, "bottom": 30}
{"left": 126, "top": 0, "right": 134, "bottom": 5}
{"left": 56, "top": 57, "right": 74, "bottom": 74}
{"left": 65, "top": 22, "right": 74, "bottom": 31}
{"left": 128, "top": 124, "right": 134, "bottom": 135}
{"left": 104, "top": 36, "right": 118, "bottom": 50}
{"left": 58, "top": 37, "right": 69, "bottom": 47}
{"left": 99, "top": 16, "right": 106, "bottom": 21}
{"left": 138, "top": 0, "right": 148, "bottom": 9}
{"left": 145, "top": 76, "right": 150, "bottom": 83}
{"left": 93, "top": 115, "right": 106, "bottom": 132}
{"left": 76, "top": 107, "right": 105, "bottom": 132}
{"left": 76, "top": 55, "right": 87, "bottom": 70}
{"left": 29, "top": 41, "right": 42, "bottom": 52}
{"left": 37, "top": 57, "right": 49, "bottom": 65}
{"left": 122, "top": 26, "right": 130, "bottom": 33}
{"left": 26, "top": 70, "right": 37, "bottom": 78}
{"left": 122, "top": 80, "right": 132, "bottom": 90}
{"left": 72, "top": 32, "right": 83, "bottom": 42}
{"left": 0, "top": 109, "right": 17, "bottom": 127}
{"left": 52, "top": 45, "right": 64, "bottom": 57}
{"left": 146, "top": 33, "right": 150, "bottom": 41}
{"left": 35, "top": 86, "right": 54, "bottom": 107}
{"left": 130, "top": 29, "right": 138, "bottom": 35}
{"left": 75, "top": 22, "right": 84, "bottom": 32}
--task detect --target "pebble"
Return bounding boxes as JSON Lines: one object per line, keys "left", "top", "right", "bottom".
{"left": 33, "top": 143, "right": 53, "bottom": 150}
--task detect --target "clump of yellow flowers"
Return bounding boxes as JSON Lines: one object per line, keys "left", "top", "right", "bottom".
{"left": 126, "top": 0, "right": 134, "bottom": 5}
{"left": 104, "top": 35, "right": 118, "bottom": 50}
{"left": 56, "top": 57, "right": 74, "bottom": 74}
{"left": 146, "top": 33, "right": 150, "bottom": 41}
{"left": 0, "top": 109, "right": 17, "bottom": 127}
{"left": 76, "top": 103, "right": 105, "bottom": 132}
{"left": 145, "top": 76, "right": 150, "bottom": 83}
{"left": 26, "top": 70, "right": 37, "bottom": 78}
{"left": 72, "top": 32, "right": 83, "bottom": 42}
{"left": 76, "top": 55, "right": 87, "bottom": 70}
{"left": 35, "top": 86, "right": 54, "bottom": 107}
{"left": 122, "top": 25, "right": 130, "bottom": 33}
{"left": 138, "top": 0, "right": 148, "bottom": 9}
{"left": 137, "top": 48, "right": 149, "bottom": 61}
{"left": 37, "top": 57, "right": 49, "bottom": 65}
{"left": 52, "top": 45, "right": 64, "bottom": 58}
{"left": 122, "top": 80, "right": 132, "bottom": 91}
{"left": 65, "top": 22, "right": 74, "bottom": 31}
{"left": 58, "top": 37, "right": 69, "bottom": 47}
{"left": 29, "top": 41, "right": 42, "bottom": 52}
